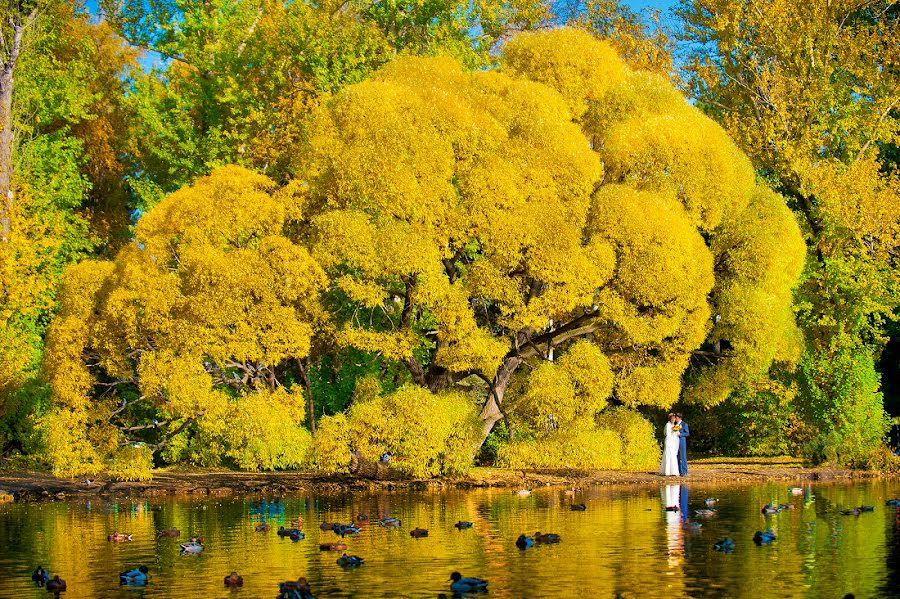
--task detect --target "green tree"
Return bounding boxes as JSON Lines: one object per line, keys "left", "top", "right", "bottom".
{"left": 677, "top": 0, "right": 899, "bottom": 463}
{"left": 0, "top": 1, "right": 134, "bottom": 457}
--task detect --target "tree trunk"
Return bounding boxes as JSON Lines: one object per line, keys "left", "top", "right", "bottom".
{"left": 0, "top": 64, "right": 15, "bottom": 241}
{"left": 475, "top": 356, "right": 522, "bottom": 449}
{"left": 0, "top": 8, "right": 38, "bottom": 242}
{"left": 296, "top": 358, "right": 316, "bottom": 433}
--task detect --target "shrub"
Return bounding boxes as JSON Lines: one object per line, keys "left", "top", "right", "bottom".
{"left": 311, "top": 378, "right": 481, "bottom": 478}
{"left": 312, "top": 413, "right": 352, "bottom": 473}
{"left": 222, "top": 387, "right": 312, "bottom": 470}
{"left": 496, "top": 428, "right": 624, "bottom": 470}
{"left": 595, "top": 407, "right": 660, "bottom": 470}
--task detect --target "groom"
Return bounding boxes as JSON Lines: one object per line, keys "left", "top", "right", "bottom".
{"left": 675, "top": 413, "right": 690, "bottom": 476}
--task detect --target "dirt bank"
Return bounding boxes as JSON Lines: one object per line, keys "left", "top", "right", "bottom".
{"left": 0, "top": 459, "right": 893, "bottom": 502}
{"left": 0, "top": 459, "right": 892, "bottom": 501}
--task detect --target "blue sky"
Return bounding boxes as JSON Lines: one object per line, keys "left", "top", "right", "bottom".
{"left": 626, "top": 0, "right": 679, "bottom": 11}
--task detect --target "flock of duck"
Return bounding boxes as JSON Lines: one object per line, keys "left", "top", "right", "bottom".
{"left": 26, "top": 488, "right": 900, "bottom": 597}
{"left": 27, "top": 507, "right": 525, "bottom": 597}
{"left": 697, "top": 487, "right": 900, "bottom": 556}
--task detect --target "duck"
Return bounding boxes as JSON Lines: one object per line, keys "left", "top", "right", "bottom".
{"left": 336, "top": 553, "right": 365, "bottom": 567}
{"left": 857, "top": 505, "right": 875, "bottom": 512}
{"left": 320, "top": 522, "right": 334, "bottom": 531}
{"left": 449, "top": 572, "right": 488, "bottom": 594}
{"left": 32, "top": 566, "right": 49, "bottom": 586}
{"left": 46, "top": 575, "right": 66, "bottom": 592}
{"left": 255, "top": 521, "right": 270, "bottom": 532}
{"left": 107, "top": 532, "right": 132, "bottom": 542}
{"left": 319, "top": 542, "right": 348, "bottom": 551}
{"left": 694, "top": 509, "right": 716, "bottom": 518}
{"left": 570, "top": 503, "right": 587, "bottom": 511}
{"left": 379, "top": 517, "right": 401, "bottom": 527}
{"left": 535, "top": 532, "right": 561, "bottom": 544}
{"left": 224, "top": 572, "right": 244, "bottom": 587}
{"left": 788, "top": 487, "right": 804, "bottom": 496}
{"left": 515, "top": 489, "right": 532, "bottom": 497}
{"left": 886, "top": 499, "right": 900, "bottom": 507}
{"left": 454, "top": 521, "right": 474, "bottom": 529}
{"left": 278, "top": 526, "right": 302, "bottom": 537}
{"left": 704, "top": 497, "right": 719, "bottom": 506}
{"left": 713, "top": 537, "right": 735, "bottom": 553}
{"left": 516, "top": 534, "right": 534, "bottom": 549}
{"left": 278, "top": 577, "right": 314, "bottom": 599}
{"left": 410, "top": 527, "right": 429, "bottom": 538}
{"left": 333, "top": 523, "right": 361, "bottom": 537}
{"left": 778, "top": 503, "right": 795, "bottom": 511}
{"left": 356, "top": 513, "right": 369, "bottom": 522}
{"left": 761, "top": 503, "right": 781, "bottom": 515}
{"left": 290, "top": 530, "right": 305, "bottom": 542}
{"left": 180, "top": 540, "right": 204, "bottom": 554}
{"left": 158, "top": 528, "right": 180, "bottom": 538}
{"left": 753, "top": 530, "right": 776, "bottom": 545}
{"left": 665, "top": 505, "right": 679, "bottom": 512}
{"left": 119, "top": 565, "right": 149, "bottom": 585}
{"left": 840, "top": 508, "right": 862, "bottom": 516}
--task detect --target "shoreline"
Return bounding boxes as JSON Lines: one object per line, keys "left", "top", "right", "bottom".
{"left": 1, "top": 460, "right": 896, "bottom": 502}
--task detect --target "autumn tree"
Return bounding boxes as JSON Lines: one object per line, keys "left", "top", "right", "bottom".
{"left": 554, "top": 0, "right": 674, "bottom": 76}
{"left": 98, "top": 0, "right": 550, "bottom": 207}
{"left": 0, "top": 2, "right": 134, "bottom": 456}
{"left": 678, "top": 0, "right": 899, "bottom": 463}
{"left": 44, "top": 167, "right": 326, "bottom": 478}
{"left": 295, "top": 28, "right": 804, "bottom": 456}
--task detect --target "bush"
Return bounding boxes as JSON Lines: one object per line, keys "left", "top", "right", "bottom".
{"left": 312, "top": 413, "right": 352, "bottom": 473}
{"left": 595, "top": 408, "right": 660, "bottom": 470}
{"left": 311, "top": 378, "right": 481, "bottom": 478}
{"left": 222, "top": 387, "right": 312, "bottom": 470}
{"left": 859, "top": 445, "right": 900, "bottom": 472}
{"left": 497, "top": 428, "right": 624, "bottom": 470}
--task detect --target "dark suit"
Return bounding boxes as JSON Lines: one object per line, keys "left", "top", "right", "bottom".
{"left": 677, "top": 420, "right": 689, "bottom": 476}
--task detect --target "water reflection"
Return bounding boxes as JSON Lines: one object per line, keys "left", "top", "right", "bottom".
{"left": 0, "top": 481, "right": 897, "bottom": 598}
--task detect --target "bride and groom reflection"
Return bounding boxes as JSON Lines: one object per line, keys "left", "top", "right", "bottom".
{"left": 663, "top": 484, "right": 689, "bottom": 566}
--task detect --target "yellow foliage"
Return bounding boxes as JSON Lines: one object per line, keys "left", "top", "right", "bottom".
{"left": 43, "top": 167, "right": 327, "bottom": 478}
{"left": 303, "top": 53, "right": 605, "bottom": 377}
{"left": 223, "top": 387, "right": 312, "bottom": 470}
{"left": 497, "top": 428, "right": 624, "bottom": 470}
{"left": 595, "top": 407, "right": 660, "bottom": 470}
{"left": 502, "top": 28, "right": 626, "bottom": 119}
{"left": 340, "top": 380, "right": 481, "bottom": 477}
{"left": 312, "top": 413, "right": 353, "bottom": 473}
{"left": 558, "top": 340, "right": 614, "bottom": 413}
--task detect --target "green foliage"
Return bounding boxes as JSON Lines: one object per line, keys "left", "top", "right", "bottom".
{"left": 308, "top": 349, "right": 408, "bottom": 417}
{"left": 796, "top": 348, "right": 890, "bottom": 467}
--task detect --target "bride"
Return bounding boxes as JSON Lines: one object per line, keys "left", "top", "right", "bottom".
{"left": 660, "top": 413, "right": 680, "bottom": 476}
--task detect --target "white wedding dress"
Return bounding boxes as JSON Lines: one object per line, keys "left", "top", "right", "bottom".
{"left": 660, "top": 422, "right": 680, "bottom": 476}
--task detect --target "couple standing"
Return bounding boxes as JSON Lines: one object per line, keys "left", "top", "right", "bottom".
{"left": 660, "top": 413, "right": 689, "bottom": 476}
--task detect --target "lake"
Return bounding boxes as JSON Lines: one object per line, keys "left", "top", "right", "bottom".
{"left": 0, "top": 479, "right": 898, "bottom": 598}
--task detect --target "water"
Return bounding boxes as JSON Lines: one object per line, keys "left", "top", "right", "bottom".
{"left": 1, "top": 480, "right": 898, "bottom": 598}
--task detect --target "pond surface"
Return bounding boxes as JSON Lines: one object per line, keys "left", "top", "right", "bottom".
{"left": 0, "top": 479, "right": 898, "bottom": 598}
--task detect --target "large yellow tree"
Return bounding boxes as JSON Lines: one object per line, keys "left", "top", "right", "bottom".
{"left": 296, "top": 28, "right": 805, "bottom": 448}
